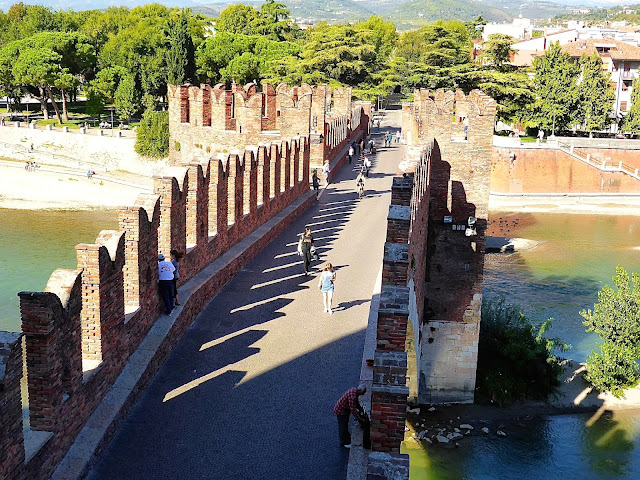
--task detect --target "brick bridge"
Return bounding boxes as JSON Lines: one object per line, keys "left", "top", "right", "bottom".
{"left": 0, "top": 85, "right": 498, "bottom": 480}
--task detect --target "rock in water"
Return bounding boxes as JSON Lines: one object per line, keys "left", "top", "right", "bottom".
{"left": 436, "top": 435, "right": 450, "bottom": 444}
{"left": 497, "top": 430, "right": 507, "bottom": 437}
{"left": 428, "top": 407, "right": 436, "bottom": 412}
{"left": 407, "top": 407, "right": 420, "bottom": 414}
{"left": 447, "top": 432, "right": 464, "bottom": 441}
{"left": 425, "top": 437, "right": 433, "bottom": 444}
{"left": 460, "top": 424, "right": 474, "bottom": 430}
{"left": 481, "top": 427, "right": 490, "bottom": 434}
{"left": 418, "top": 431, "right": 428, "bottom": 440}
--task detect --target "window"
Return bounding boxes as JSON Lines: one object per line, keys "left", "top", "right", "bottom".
{"left": 621, "top": 101, "right": 628, "bottom": 111}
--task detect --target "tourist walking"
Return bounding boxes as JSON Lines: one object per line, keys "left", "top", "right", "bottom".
{"left": 356, "top": 170, "right": 365, "bottom": 198}
{"left": 348, "top": 145, "right": 354, "bottom": 164}
{"left": 299, "top": 227, "right": 315, "bottom": 275}
{"left": 386, "top": 131, "right": 392, "bottom": 147}
{"left": 158, "top": 253, "right": 175, "bottom": 314}
{"left": 395, "top": 131, "right": 401, "bottom": 144}
{"left": 333, "top": 384, "right": 368, "bottom": 448}
{"left": 322, "top": 161, "right": 330, "bottom": 184}
{"left": 318, "top": 262, "right": 336, "bottom": 314}
{"left": 170, "top": 249, "right": 183, "bottom": 306}
{"left": 363, "top": 155, "right": 371, "bottom": 177}
{"left": 312, "top": 170, "right": 320, "bottom": 198}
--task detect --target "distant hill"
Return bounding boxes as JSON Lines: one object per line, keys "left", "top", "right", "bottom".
{"left": 0, "top": 0, "right": 594, "bottom": 25}
{"left": 386, "top": 0, "right": 512, "bottom": 27}
{"left": 195, "top": 0, "right": 376, "bottom": 21}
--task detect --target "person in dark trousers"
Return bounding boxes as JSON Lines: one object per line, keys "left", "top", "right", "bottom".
{"left": 333, "top": 384, "right": 368, "bottom": 448}
{"left": 158, "top": 253, "right": 175, "bottom": 314}
{"left": 299, "top": 227, "right": 314, "bottom": 275}
{"left": 170, "top": 249, "right": 183, "bottom": 306}
{"left": 312, "top": 170, "right": 320, "bottom": 198}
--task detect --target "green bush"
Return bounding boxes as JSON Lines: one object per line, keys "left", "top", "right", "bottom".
{"left": 476, "top": 297, "right": 568, "bottom": 406}
{"left": 135, "top": 110, "right": 169, "bottom": 158}
{"left": 584, "top": 343, "right": 640, "bottom": 398}
{"left": 581, "top": 266, "right": 640, "bottom": 397}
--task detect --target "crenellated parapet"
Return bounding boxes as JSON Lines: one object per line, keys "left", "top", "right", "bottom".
{"left": 168, "top": 82, "right": 369, "bottom": 171}
{"left": 370, "top": 90, "right": 496, "bottom": 452}
{"left": 0, "top": 135, "right": 311, "bottom": 480}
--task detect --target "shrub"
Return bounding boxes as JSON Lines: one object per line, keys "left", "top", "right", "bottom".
{"left": 135, "top": 110, "right": 169, "bottom": 158}
{"left": 476, "top": 297, "right": 568, "bottom": 406}
{"left": 581, "top": 266, "right": 640, "bottom": 397}
{"left": 584, "top": 343, "right": 640, "bottom": 398}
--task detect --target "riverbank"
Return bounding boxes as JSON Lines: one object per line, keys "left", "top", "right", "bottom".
{"left": 405, "top": 358, "right": 640, "bottom": 447}
{"left": 0, "top": 161, "right": 152, "bottom": 210}
{"left": 490, "top": 194, "right": 640, "bottom": 216}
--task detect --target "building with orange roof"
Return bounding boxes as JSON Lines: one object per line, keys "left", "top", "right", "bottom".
{"left": 561, "top": 38, "right": 640, "bottom": 120}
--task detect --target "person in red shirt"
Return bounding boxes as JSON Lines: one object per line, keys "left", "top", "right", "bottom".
{"left": 333, "top": 384, "right": 367, "bottom": 448}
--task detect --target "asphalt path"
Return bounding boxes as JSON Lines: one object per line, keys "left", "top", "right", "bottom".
{"left": 88, "top": 113, "right": 404, "bottom": 480}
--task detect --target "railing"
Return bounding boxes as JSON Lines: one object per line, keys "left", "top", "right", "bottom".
{"left": 557, "top": 142, "right": 640, "bottom": 180}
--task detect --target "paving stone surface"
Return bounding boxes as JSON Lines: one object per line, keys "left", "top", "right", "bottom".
{"left": 88, "top": 114, "right": 404, "bottom": 480}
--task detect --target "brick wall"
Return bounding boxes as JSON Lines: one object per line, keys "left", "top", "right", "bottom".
{"left": 0, "top": 132, "right": 316, "bottom": 480}
{"left": 168, "top": 82, "right": 368, "bottom": 177}
{"left": 491, "top": 146, "right": 640, "bottom": 194}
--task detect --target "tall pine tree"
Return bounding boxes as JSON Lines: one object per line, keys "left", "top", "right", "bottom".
{"left": 167, "top": 11, "right": 195, "bottom": 86}
{"left": 577, "top": 53, "right": 615, "bottom": 134}
{"left": 621, "top": 77, "right": 640, "bottom": 135}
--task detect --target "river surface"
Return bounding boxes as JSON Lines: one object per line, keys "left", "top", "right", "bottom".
{"left": 403, "top": 211, "right": 640, "bottom": 479}
{"left": 0, "top": 208, "right": 118, "bottom": 332}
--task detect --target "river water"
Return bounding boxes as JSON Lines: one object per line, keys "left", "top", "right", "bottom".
{"left": 403, "top": 211, "right": 640, "bottom": 479}
{"left": 0, "top": 208, "right": 118, "bottom": 332}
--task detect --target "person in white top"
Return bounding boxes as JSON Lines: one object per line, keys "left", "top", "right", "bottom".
{"left": 322, "top": 162, "right": 330, "bottom": 184}
{"left": 158, "top": 253, "right": 176, "bottom": 314}
{"left": 363, "top": 155, "right": 371, "bottom": 177}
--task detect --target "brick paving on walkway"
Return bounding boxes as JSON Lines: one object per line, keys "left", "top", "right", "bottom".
{"left": 88, "top": 113, "right": 405, "bottom": 480}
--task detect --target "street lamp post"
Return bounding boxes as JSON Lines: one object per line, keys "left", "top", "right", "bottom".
{"left": 110, "top": 107, "right": 114, "bottom": 137}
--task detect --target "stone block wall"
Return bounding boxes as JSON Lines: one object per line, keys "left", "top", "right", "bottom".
{"left": 0, "top": 134, "right": 313, "bottom": 480}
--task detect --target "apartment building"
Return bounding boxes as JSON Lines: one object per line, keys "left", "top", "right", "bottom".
{"left": 561, "top": 38, "right": 640, "bottom": 119}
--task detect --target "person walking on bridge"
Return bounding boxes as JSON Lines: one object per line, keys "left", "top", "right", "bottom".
{"left": 158, "top": 254, "right": 175, "bottom": 315}
{"left": 318, "top": 262, "right": 336, "bottom": 314}
{"left": 333, "top": 384, "right": 368, "bottom": 448}
{"left": 299, "top": 227, "right": 315, "bottom": 276}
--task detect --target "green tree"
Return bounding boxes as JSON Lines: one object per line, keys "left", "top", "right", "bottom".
{"left": 114, "top": 73, "right": 140, "bottom": 122}
{"left": 474, "top": 68, "right": 534, "bottom": 126}
{"left": 167, "top": 10, "right": 196, "bottom": 85}
{"left": 299, "top": 22, "right": 376, "bottom": 85}
{"left": 135, "top": 109, "right": 169, "bottom": 158}
{"left": 86, "top": 88, "right": 105, "bottom": 118}
{"left": 581, "top": 266, "right": 640, "bottom": 397}
{"left": 216, "top": 4, "right": 257, "bottom": 35}
{"left": 576, "top": 53, "right": 615, "bottom": 134}
{"left": 220, "top": 51, "right": 260, "bottom": 84}
{"left": 465, "top": 15, "right": 486, "bottom": 39}
{"left": 531, "top": 42, "right": 580, "bottom": 134}
{"left": 13, "top": 47, "right": 64, "bottom": 123}
{"left": 90, "top": 65, "right": 128, "bottom": 104}
{"left": 254, "top": 0, "right": 295, "bottom": 40}
{"left": 27, "top": 32, "right": 96, "bottom": 121}
{"left": 482, "top": 34, "right": 517, "bottom": 70}
{"left": 620, "top": 77, "right": 640, "bottom": 135}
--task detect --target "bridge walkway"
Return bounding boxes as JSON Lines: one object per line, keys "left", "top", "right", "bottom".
{"left": 87, "top": 113, "right": 404, "bottom": 480}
